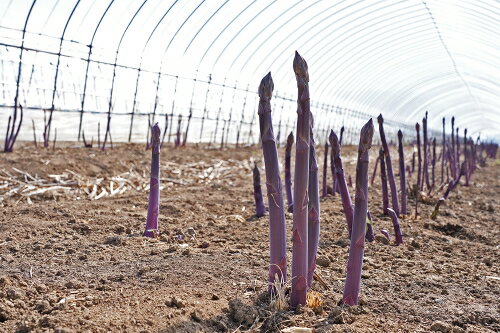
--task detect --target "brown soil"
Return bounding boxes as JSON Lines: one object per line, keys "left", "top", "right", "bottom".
{"left": 0, "top": 142, "right": 498, "bottom": 333}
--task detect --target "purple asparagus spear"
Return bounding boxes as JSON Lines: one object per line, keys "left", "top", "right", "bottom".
{"left": 377, "top": 114, "right": 400, "bottom": 216}
{"left": 330, "top": 130, "right": 354, "bottom": 237}
{"left": 342, "top": 118, "right": 374, "bottom": 306}
{"left": 397, "top": 130, "right": 407, "bottom": 215}
{"left": 441, "top": 117, "right": 445, "bottom": 185}
{"left": 366, "top": 211, "right": 374, "bottom": 242}
{"left": 253, "top": 163, "right": 266, "bottom": 217}
{"left": 144, "top": 123, "right": 161, "bottom": 237}
{"left": 379, "top": 147, "right": 389, "bottom": 215}
{"left": 431, "top": 137, "right": 436, "bottom": 189}
{"left": 257, "top": 72, "right": 287, "bottom": 292}
{"left": 291, "top": 51, "right": 310, "bottom": 308}
{"left": 380, "top": 229, "right": 390, "bottom": 242}
{"left": 322, "top": 139, "right": 329, "bottom": 198}
{"left": 285, "top": 132, "right": 294, "bottom": 212}
{"left": 370, "top": 155, "right": 380, "bottom": 186}
{"left": 307, "top": 124, "right": 320, "bottom": 288}
{"left": 387, "top": 208, "right": 403, "bottom": 245}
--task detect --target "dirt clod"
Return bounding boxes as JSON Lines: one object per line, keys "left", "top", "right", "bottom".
{"left": 228, "top": 299, "right": 257, "bottom": 327}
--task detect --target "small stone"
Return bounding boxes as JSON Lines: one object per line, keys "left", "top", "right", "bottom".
{"left": 35, "top": 300, "right": 51, "bottom": 314}
{"left": 186, "top": 227, "right": 196, "bottom": 238}
{"left": 0, "top": 276, "right": 11, "bottom": 287}
{"left": 7, "top": 288, "right": 24, "bottom": 300}
{"left": 375, "top": 235, "right": 389, "bottom": 245}
{"left": 171, "top": 297, "right": 186, "bottom": 309}
{"left": 316, "top": 255, "right": 331, "bottom": 268}
{"left": 334, "top": 239, "right": 349, "bottom": 248}
{"left": 182, "top": 248, "right": 190, "bottom": 256}
{"left": 166, "top": 246, "right": 177, "bottom": 253}
{"left": 211, "top": 293, "right": 220, "bottom": 301}
{"left": 104, "top": 235, "right": 123, "bottom": 246}
{"left": 64, "top": 280, "right": 82, "bottom": 289}
{"left": 482, "top": 258, "right": 492, "bottom": 267}
{"left": 411, "top": 239, "right": 421, "bottom": 248}
{"left": 191, "top": 310, "right": 202, "bottom": 322}
{"left": 54, "top": 328, "right": 72, "bottom": 333}
{"left": 114, "top": 225, "right": 126, "bottom": 234}
{"left": 431, "top": 320, "right": 451, "bottom": 332}
{"left": 1, "top": 254, "right": 14, "bottom": 263}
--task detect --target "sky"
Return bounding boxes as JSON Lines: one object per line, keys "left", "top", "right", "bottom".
{"left": 0, "top": 0, "right": 499, "bottom": 143}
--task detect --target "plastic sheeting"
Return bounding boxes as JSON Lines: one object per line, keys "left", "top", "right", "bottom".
{"left": 0, "top": 0, "right": 498, "bottom": 143}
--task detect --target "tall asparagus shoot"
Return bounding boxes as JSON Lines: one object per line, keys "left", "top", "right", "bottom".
{"left": 416, "top": 122, "right": 422, "bottom": 187}
{"left": 397, "top": 130, "right": 407, "bottom": 215}
{"left": 377, "top": 114, "right": 400, "bottom": 216}
{"left": 464, "top": 128, "right": 469, "bottom": 186}
{"left": 342, "top": 118, "right": 374, "bottom": 306}
{"left": 336, "top": 126, "right": 345, "bottom": 194}
{"left": 379, "top": 148, "right": 389, "bottom": 215}
{"left": 257, "top": 73, "right": 287, "bottom": 292}
{"left": 422, "top": 115, "right": 430, "bottom": 190}
{"left": 322, "top": 140, "right": 329, "bottom": 198}
{"left": 451, "top": 117, "right": 456, "bottom": 179}
{"left": 441, "top": 117, "right": 445, "bottom": 184}
{"left": 307, "top": 125, "right": 320, "bottom": 288}
{"left": 330, "top": 137, "right": 337, "bottom": 197}
{"left": 387, "top": 208, "right": 403, "bottom": 245}
{"left": 431, "top": 138, "right": 436, "bottom": 189}
{"left": 291, "top": 51, "right": 310, "bottom": 308}
{"left": 285, "top": 132, "right": 294, "bottom": 212}
{"left": 330, "top": 130, "right": 353, "bottom": 236}
{"left": 144, "top": 123, "right": 161, "bottom": 238}
{"left": 253, "top": 163, "right": 265, "bottom": 218}
{"left": 370, "top": 155, "right": 380, "bottom": 186}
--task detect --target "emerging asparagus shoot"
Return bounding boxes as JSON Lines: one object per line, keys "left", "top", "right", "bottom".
{"left": 291, "top": 51, "right": 310, "bottom": 308}
{"left": 257, "top": 72, "right": 287, "bottom": 293}
{"left": 342, "top": 118, "right": 374, "bottom": 306}
{"left": 144, "top": 123, "right": 161, "bottom": 238}
{"left": 253, "top": 163, "right": 266, "bottom": 218}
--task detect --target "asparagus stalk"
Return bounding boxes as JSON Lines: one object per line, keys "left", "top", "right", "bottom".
{"left": 377, "top": 114, "right": 400, "bottom": 216}
{"left": 322, "top": 140, "right": 329, "bottom": 198}
{"left": 291, "top": 52, "right": 310, "bottom": 308}
{"left": 379, "top": 147, "right": 389, "bottom": 215}
{"left": 253, "top": 163, "right": 265, "bottom": 218}
{"left": 330, "top": 130, "right": 353, "bottom": 236}
{"left": 387, "top": 208, "right": 403, "bottom": 245}
{"left": 441, "top": 117, "right": 445, "bottom": 184}
{"left": 144, "top": 123, "right": 161, "bottom": 237}
{"left": 342, "top": 118, "right": 374, "bottom": 306}
{"left": 366, "top": 211, "right": 374, "bottom": 242}
{"left": 285, "top": 132, "right": 294, "bottom": 212}
{"left": 431, "top": 138, "right": 436, "bottom": 189}
{"left": 370, "top": 155, "right": 380, "bottom": 186}
{"left": 451, "top": 117, "right": 456, "bottom": 179}
{"left": 423, "top": 114, "right": 430, "bottom": 190}
{"left": 307, "top": 125, "right": 320, "bottom": 288}
{"left": 397, "top": 130, "right": 407, "bottom": 215}
{"left": 257, "top": 72, "right": 287, "bottom": 293}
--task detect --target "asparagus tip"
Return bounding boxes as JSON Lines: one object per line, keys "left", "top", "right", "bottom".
{"left": 258, "top": 72, "right": 274, "bottom": 101}
{"left": 293, "top": 51, "right": 309, "bottom": 82}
